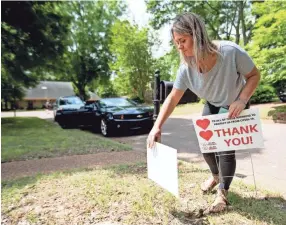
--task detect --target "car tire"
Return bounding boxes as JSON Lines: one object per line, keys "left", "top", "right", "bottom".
{"left": 100, "top": 119, "right": 111, "bottom": 137}
{"left": 59, "top": 123, "right": 67, "bottom": 129}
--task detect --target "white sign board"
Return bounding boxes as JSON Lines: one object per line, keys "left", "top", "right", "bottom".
{"left": 147, "top": 142, "right": 179, "bottom": 197}
{"left": 193, "top": 108, "right": 264, "bottom": 153}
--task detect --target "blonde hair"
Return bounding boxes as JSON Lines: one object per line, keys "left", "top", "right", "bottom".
{"left": 171, "top": 13, "right": 218, "bottom": 71}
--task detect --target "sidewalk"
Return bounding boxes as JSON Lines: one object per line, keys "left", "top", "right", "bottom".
{"left": 1, "top": 151, "right": 146, "bottom": 180}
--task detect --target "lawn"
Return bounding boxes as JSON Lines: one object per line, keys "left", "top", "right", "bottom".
{"left": 1, "top": 117, "right": 132, "bottom": 162}
{"left": 2, "top": 162, "right": 285, "bottom": 225}
{"left": 258, "top": 104, "right": 286, "bottom": 121}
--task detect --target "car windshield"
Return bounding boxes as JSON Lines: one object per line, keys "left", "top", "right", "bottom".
{"left": 99, "top": 98, "right": 136, "bottom": 107}
{"left": 59, "top": 97, "right": 83, "bottom": 105}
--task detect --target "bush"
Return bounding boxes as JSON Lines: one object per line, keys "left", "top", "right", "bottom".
{"left": 251, "top": 84, "right": 277, "bottom": 104}
{"left": 130, "top": 97, "right": 144, "bottom": 104}
{"left": 198, "top": 98, "right": 206, "bottom": 104}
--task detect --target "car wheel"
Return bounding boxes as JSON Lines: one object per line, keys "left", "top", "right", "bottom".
{"left": 58, "top": 123, "right": 67, "bottom": 129}
{"left": 101, "top": 119, "right": 111, "bottom": 137}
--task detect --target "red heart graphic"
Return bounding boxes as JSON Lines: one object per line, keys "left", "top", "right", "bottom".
{"left": 199, "top": 130, "right": 213, "bottom": 141}
{"left": 196, "top": 119, "right": 210, "bottom": 130}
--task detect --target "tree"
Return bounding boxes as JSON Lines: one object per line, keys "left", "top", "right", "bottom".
{"left": 1, "top": 1, "right": 70, "bottom": 86}
{"left": 146, "top": 0, "right": 254, "bottom": 45}
{"left": 152, "top": 47, "right": 180, "bottom": 82}
{"left": 109, "top": 21, "right": 154, "bottom": 101}
{"left": 1, "top": 1, "right": 70, "bottom": 109}
{"left": 55, "top": 1, "right": 125, "bottom": 100}
{"left": 247, "top": 1, "right": 286, "bottom": 92}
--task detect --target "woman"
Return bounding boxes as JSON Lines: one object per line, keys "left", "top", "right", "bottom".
{"left": 147, "top": 13, "right": 260, "bottom": 213}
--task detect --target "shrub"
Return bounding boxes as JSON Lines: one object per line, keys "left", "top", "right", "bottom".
{"left": 251, "top": 84, "right": 277, "bottom": 104}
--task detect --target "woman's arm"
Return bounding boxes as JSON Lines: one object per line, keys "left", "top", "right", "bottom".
{"left": 228, "top": 66, "right": 260, "bottom": 118}
{"left": 238, "top": 66, "right": 260, "bottom": 103}
{"left": 147, "top": 88, "right": 185, "bottom": 148}
{"left": 153, "top": 88, "right": 185, "bottom": 129}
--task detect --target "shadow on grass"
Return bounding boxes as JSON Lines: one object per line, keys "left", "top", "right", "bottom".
{"left": 1, "top": 175, "right": 44, "bottom": 190}
{"left": 227, "top": 192, "right": 286, "bottom": 225}
{"left": 170, "top": 192, "right": 286, "bottom": 225}
{"left": 1, "top": 167, "right": 96, "bottom": 189}
{"left": 267, "top": 105, "right": 286, "bottom": 123}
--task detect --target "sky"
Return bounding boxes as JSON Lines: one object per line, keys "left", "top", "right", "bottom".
{"left": 125, "top": 0, "right": 172, "bottom": 58}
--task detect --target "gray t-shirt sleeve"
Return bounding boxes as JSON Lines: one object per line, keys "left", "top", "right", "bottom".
{"left": 173, "top": 65, "right": 188, "bottom": 91}
{"left": 235, "top": 46, "right": 255, "bottom": 76}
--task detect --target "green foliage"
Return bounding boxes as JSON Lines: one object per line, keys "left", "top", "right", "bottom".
{"left": 96, "top": 81, "right": 117, "bottom": 98}
{"left": 251, "top": 84, "right": 277, "bottom": 104}
{"left": 1, "top": 2, "right": 70, "bottom": 107}
{"left": 1, "top": 1, "right": 70, "bottom": 86}
{"left": 146, "top": 1, "right": 253, "bottom": 44}
{"left": 247, "top": 1, "right": 286, "bottom": 87}
{"left": 152, "top": 47, "right": 180, "bottom": 82}
{"left": 110, "top": 21, "right": 154, "bottom": 100}
{"left": 55, "top": 1, "right": 125, "bottom": 100}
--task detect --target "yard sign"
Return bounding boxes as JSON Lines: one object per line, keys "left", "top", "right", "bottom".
{"left": 193, "top": 108, "right": 264, "bottom": 153}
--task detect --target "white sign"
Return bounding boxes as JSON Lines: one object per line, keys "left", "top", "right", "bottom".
{"left": 193, "top": 108, "right": 264, "bottom": 153}
{"left": 147, "top": 142, "right": 179, "bottom": 197}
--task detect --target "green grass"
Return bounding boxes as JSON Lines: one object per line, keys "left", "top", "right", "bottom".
{"left": 1, "top": 117, "right": 132, "bottom": 162}
{"left": 259, "top": 105, "right": 286, "bottom": 121}
{"left": 171, "top": 102, "right": 286, "bottom": 121}
{"left": 2, "top": 162, "right": 285, "bottom": 225}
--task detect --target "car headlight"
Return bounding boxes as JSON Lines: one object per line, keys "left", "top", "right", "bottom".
{"left": 107, "top": 113, "right": 113, "bottom": 120}
{"left": 114, "top": 115, "right": 124, "bottom": 119}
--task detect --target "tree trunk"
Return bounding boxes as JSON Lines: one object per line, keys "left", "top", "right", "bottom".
{"left": 239, "top": 1, "right": 247, "bottom": 45}
{"left": 75, "top": 82, "right": 87, "bottom": 101}
{"left": 235, "top": 7, "right": 240, "bottom": 45}
{"left": 4, "top": 99, "right": 8, "bottom": 110}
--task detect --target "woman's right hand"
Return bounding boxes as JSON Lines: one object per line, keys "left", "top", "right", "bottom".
{"left": 147, "top": 126, "right": 161, "bottom": 149}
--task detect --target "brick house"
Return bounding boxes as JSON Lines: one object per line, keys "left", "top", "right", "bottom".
{"left": 17, "top": 81, "right": 100, "bottom": 109}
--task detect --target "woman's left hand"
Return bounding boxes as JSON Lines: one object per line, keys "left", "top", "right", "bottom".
{"left": 228, "top": 100, "right": 246, "bottom": 119}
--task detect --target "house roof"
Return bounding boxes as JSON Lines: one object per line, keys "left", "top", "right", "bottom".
{"left": 24, "top": 81, "right": 75, "bottom": 100}
{"left": 24, "top": 81, "right": 100, "bottom": 100}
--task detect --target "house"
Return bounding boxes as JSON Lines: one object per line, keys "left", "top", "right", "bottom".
{"left": 17, "top": 81, "right": 100, "bottom": 109}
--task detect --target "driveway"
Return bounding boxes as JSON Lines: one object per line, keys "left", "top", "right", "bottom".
{"left": 1, "top": 110, "right": 54, "bottom": 119}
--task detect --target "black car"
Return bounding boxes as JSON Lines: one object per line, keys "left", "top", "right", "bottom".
{"left": 53, "top": 96, "right": 85, "bottom": 126}
{"left": 56, "top": 97, "right": 154, "bottom": 136}
{"left": 279, "top": 91, "right": 286, "bottom": 103}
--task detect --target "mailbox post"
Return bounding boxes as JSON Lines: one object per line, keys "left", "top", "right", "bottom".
{"left": 153, "top": 70, "right": 161, "bottom": 143}
{"left": 153, "top": 70, "right": 160, "bottom": 123}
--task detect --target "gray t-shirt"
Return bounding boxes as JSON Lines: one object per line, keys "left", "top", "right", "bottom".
{"left": 174, "top": 41, "right": 255, "bottom": 107}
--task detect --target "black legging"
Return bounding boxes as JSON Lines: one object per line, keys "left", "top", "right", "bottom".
{"left": 202, "top": 101, "right": 250, "bottom": 190}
